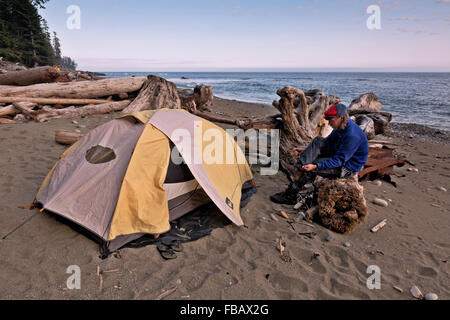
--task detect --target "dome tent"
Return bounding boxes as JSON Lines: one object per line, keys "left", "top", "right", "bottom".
{"left": 36, "top": 109, "right": 253, "bottom": 252}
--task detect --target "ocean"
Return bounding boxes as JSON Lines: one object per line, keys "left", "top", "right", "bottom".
{"left": 103, "top": 72, "right": 450, "bottom": 131}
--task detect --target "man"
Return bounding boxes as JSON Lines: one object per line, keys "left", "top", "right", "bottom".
{"left": 270, "top": 103, "right": 369, "bottom": 205}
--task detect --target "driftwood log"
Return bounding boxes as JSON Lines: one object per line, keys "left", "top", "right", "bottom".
{"left": 348, "top": 93, "right": 383, "bottom": 113}
{"left": 348, "top": 93, "right": 392, "bottom": 138}
{"left": 194, "top": 85, "right": 213, "bottom": 112}
{"left": 0, "top": 97, "right": 110, "bottom": 105}
{"left": 271, "top": 87, "right": 330, "bottom": 181}
{"left": 0, "top": 66, "right": 59, "bottom": 86}
{"left": 14, "top": 100, "right": 130, "bottom": 122}
{"left": 0, "top": 105, "right": 18, "bottom": 117}
{"left": 353, "top": 115, "right": 376, "bottom": 140}
{"left": 351, "top": 111, "right": 392, "bottom": 136}
{"left": 55, "top": 130, "right": 84, "bottom": 145}
{"left": 179, "top": 85, "right": 213, "bottom": 112}
{"left": 122, "top": 75, "right": 181, "bottom": 114}
{"left": 0, "top": 77, "right": 146, "bottom": 99}
{"left": 0, "top": 117, "right": 16, "bottom": 124}
{"left": 9, "top": 102, "right": 37, "bottom": 120}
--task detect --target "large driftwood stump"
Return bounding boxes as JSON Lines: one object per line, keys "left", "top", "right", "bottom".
{"left": 348, "top": 93, "right": 392, "bottom": 138}
{"left": 193, "top": 85, "right": 213, "bottom": 112}
{"left": 122, "top": 75, "right": 181, "bottom": 114}
{"left": 348, "top": 93, "right": 383, "bottom": 113}
{"left": 312, "top": 176, "right": 368, "bottom": 234}
{"left": 179, "top": 85, "right": 214, "bottom": 112}
{"left": 272, "top": 87, "right": 329, "bottom": 180}
{"left": 0, "top": 66, "right": 59, "bottom": 86}
{"left": 179, "top": 89, "right": 197, "bottom": 111}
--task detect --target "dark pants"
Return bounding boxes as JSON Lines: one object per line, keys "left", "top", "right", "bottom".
{"left": 292, "top": 137, "right": 356, "bottom": 188}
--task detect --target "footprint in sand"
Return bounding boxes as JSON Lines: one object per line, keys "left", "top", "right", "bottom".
{"left": 185, "top": 273, "right": 211, "bottom": 292}
{"left": 435, "top": 241, "right": 450, "bottom": 249}
{"left": 417, "top": 266, "right": 438, "bottom": 278}
{"left": 328, "top": 277, "right": 371, "bottom": 299}
{"left": 268, "top": 272, "right": 309, "bottom": 293}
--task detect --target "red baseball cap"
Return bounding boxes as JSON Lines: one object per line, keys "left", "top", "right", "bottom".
{"left": 324, "top": 104, "right": 347, "bottom": 119}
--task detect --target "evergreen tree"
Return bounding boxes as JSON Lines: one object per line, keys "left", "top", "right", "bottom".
{"left": 52, "top": 31, "right": 61, "bottom": 64}
{"left": 0, "top": 0, "right": 75, "bottom": 68}
{"left": 61, "top": 56, "right": 77, "bottom": 71}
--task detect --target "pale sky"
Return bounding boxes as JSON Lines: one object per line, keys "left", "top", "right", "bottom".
{"left": 40, "top": 0, "right": 450, "bottom": 72}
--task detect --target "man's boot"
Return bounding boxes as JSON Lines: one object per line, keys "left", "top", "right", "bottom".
{"left": 270, "top": 181, "right": 300, "bottom": 205}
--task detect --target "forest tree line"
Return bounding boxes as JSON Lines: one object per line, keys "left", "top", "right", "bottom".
{"left": 0, "top": 0, "right": 77, "bottom": 70}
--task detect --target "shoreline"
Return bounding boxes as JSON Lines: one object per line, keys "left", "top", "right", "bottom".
{"left": 212, "top": 96, "right": 450, "bottom": 144}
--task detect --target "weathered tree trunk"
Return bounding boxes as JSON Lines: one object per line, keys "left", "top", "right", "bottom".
{"left": 190, "top": 110, "right": 237, "bottom": 125}
{"left": 122, "top": 75, "right": 181, "bottom": 114}
{"left": 348, "top": 93, "right": 383, "bottom": 113}
{"left": 0, "top": 66, "right": 59, "bottom": 86}
{"left": 0, "top": 117, "right": 16, "bottom": 124}
{"left": 0, "top": 105, "right": 18, "bottom": 117}
{"left": 272, "top": 87, "right": 329, "bottom": 181}
{"left": 15, "top": 100, "right": 130, "bottom": 122}
{"left": 179, "top": 89, "right": 197, "bottom": 112}
{"left": 350, "top": 110, "right": 392, "bottom": 137}
{"left": 0, "top": 77, "right": 147, "bottom": 99}
{"left": 179, "top": 85, "right": 214, "bottom": 112}
{"left": 193, "top": 85, "right": 213, "bottom": 112}
{"left": 352, "top": 114, "right": 376, "bottom": 140}
{"left": 238, "top": 115, "right": 279, "bottom": 130}
{"left": 10, "top": 102, "right": 37, "bottom": 120}
{"left": 0, "top": 97, "right": 110, "bottom": 105}
{"left": 55, "top": 130, "right": 84, "bottom": 145}
{"left": 365, "top": 112, "right": 392, "bottom": 135}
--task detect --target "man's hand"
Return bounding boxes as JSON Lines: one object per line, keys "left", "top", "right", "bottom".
{"left": 301, "top": 164, "right": 317, "bottom": 172}
{"left": 293, "top": 148, "right": 303, "bottom": 157}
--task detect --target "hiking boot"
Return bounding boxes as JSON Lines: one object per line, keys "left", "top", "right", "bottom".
{"left": 270, "top": 182, "right": 300, "bottom": 205}
{"left": 270, "top": 191, "right": 297, "bottom": 205}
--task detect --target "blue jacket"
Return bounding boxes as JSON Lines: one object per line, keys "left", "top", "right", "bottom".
{"left": 317, "top": 119, "right": 369, "bottom": 172}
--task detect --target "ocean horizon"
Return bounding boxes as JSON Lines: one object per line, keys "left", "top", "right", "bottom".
{"left": 103, "top": 72, "right": 450, "bottom": 131}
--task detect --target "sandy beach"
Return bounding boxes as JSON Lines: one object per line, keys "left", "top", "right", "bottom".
{"left": 0, "top": 96, "right": 449, "bottom": 300}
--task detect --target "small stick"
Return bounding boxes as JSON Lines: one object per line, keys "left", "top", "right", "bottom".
{"left": 102, "top": 269, "right": 120, "bottom": 274}
{"left": 298, "top": 221, "right": 315, "bottom": 228}
{"left": 99, "top": 274, "right": 103, "bottom": 292}
{"left": 278, "top": 236, "right": 283, "bottom": 254}
{"left": 155, "top": 286, "right": 178, "bottom": 300}
{"left": 278, "top": 210, "right": 289, "bottom": 219}
{"left": 371, "top": 219, "right": 387, "bottom": 233}
{"left": 287, "top": 221, "right": 296, "bottom": 231}
{"left": 393, "top": 286, "right": 403, "bottom": 293}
